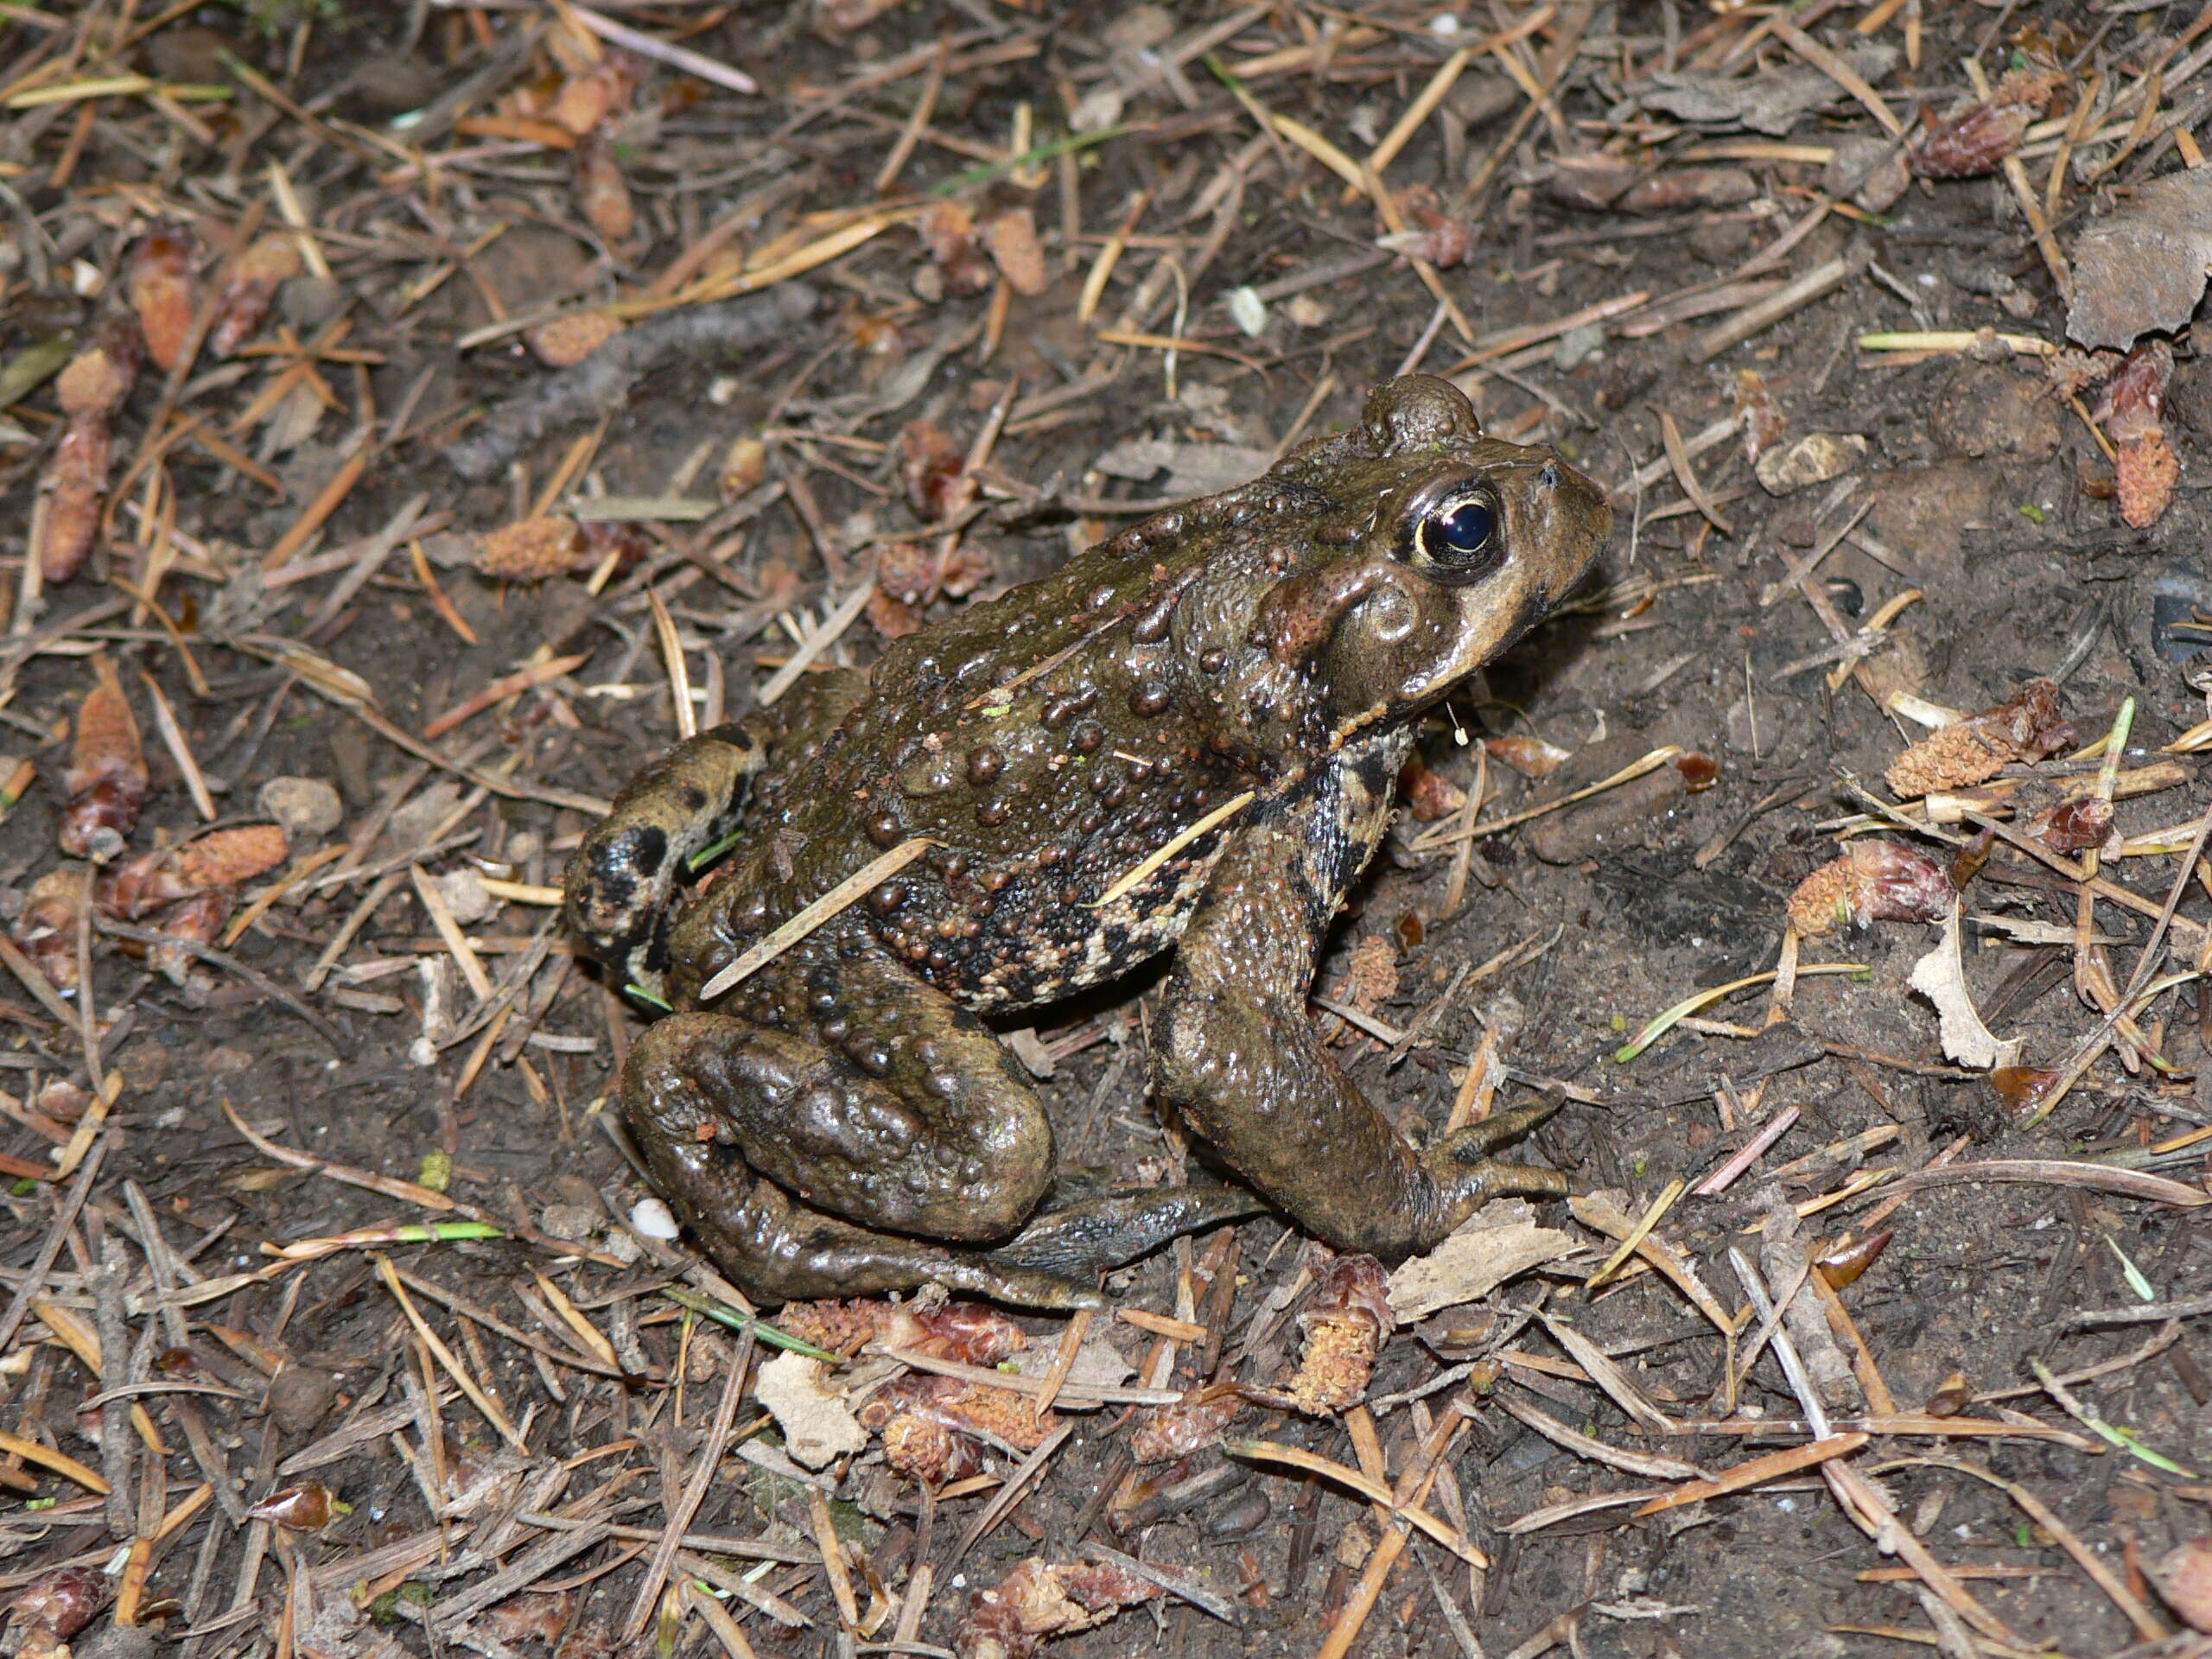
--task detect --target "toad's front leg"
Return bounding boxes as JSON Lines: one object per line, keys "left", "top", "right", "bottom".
{"left": 1152, "top": 791, "right": 1567, "bottom": 1259}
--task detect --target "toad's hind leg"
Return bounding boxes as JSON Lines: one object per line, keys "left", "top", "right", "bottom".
{"left": 621, "top": 958, "right": 1253, "bottom": 1306}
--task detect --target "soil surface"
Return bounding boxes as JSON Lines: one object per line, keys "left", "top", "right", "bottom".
{"left": 3, "top": 4, "right": 2211, "bottom": 1659}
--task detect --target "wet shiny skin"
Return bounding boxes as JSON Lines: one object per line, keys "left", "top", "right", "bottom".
{"left": 565, "top": 376, "right": 1614, "bottom": 1306}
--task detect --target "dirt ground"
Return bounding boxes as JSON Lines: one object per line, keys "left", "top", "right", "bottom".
{"left": 4, "top": 3, "right": 2212, "bottom": 1656}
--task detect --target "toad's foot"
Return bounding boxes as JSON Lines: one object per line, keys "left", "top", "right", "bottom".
{"left": 1428, "top": 1094, "right": 1572, "bottom": 1204}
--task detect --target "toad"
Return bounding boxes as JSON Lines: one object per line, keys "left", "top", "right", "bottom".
{"left": 566, "top": 376, "right": 1611, "bottom": 1306}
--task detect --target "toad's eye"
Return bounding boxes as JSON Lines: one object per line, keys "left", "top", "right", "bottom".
{"left": 1413, "top": 492, "right": 1503, "bottom": 579}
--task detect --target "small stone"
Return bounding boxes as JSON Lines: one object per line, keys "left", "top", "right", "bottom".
{"left": 539, "top": 1203, "right": 600, "bottom": 1243}
{"left": 265, "top": 1363, "right": 342, "bottom": 1437}
{"left": 436, "top": 867, "right": 496, "bottom": 926}
{"left": 1755, "top": 432, "right": 1868, "bottom": 495}
{"left": 631, "top": 1197, "right": 680, "bottom": 1240}
{"left": 258, "top": 776, "right": 344, "bottom": 839}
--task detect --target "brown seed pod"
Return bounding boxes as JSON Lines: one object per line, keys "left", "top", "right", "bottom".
{"left": 38, "top": 343, "right": 138, "bottom": 586}
{"left": 1484, "top": 734, "right": 1572, "bottom": 779}
{"left": 1988, "top": 1065, "right": 2060, "bottom": 1121}
{"left": 1924, "top": 1370, "right": 1974, "bottom": 1417}
{"left": 97, "top": 826, "right": 287, "bottom": 920}
{"left": 956, "top": 1558, "right": 1163, "bottom": 1659}
{"left": 896, "top": 417, "right": 967, "bottom": 521}
{"left": 1885, "top": 679, "right": 2072, "bottom": 798}
{"left": 1786, "top": 840, "right": 1954, "bottom": 938}
{"left": 525, "top": 310, "right": 624, "bottom": 367}
{"left": 1735, "top": 368, "right": 1788, "bottom": 466}
{"left": 1814, "top": 1229, "right": 1892, "bottom": 1290}
{"left": 1396, "top": 755, "right": 1465, "bottom": 822}
{"left": 1912, "top": 100, "right": 2034, "bottom": 180}
{"left": 916, "top": 200, "right": 993, "bottom": 296}
{"left": 142, "top": 888, "right": 232, "bottom": 986}
{"left": 1278, "top": 1249, "right": 1393, "bottom": 1414}
{"left": 573, "top": 130, "right": 634, "bottom": 247}
{"left": 550, "top": 56, "right": 637, "bottom": 137}
{"left": 9, "top": 1567, "right": 105, "bottom": 1640}
{"left": 979, "top": 207, "right": 1049, "bottom": 296}
{"left": 855, "top": 1371, "right": 1054, "bottom": 1485}
{"left": 245, "top": 1481, "right": 337, "bottom": 1530}
{"left": 477, "top": 516, "right": 590, "bottom": 581}
{"left": 60, "top": 657, "right": 147, "bottom": 861}
{"left": 2038, "top": 794, "right": 2113, "bottom": 855}
{"left": 13, "top": 867, "right": 92, "bottom": 995}
{"left": 777, "top": 1296, "right": 1026, "bottom": 1365}
{"left": 2101, "top": 341, "right": 2181, "bottom": 530}
{"left": 207, "top": 232, "right": 303, "bottom": 358}
{"left": 719, "top": 435, "right": 768, "bottom": 501}
{"left": 125, "top": 225, "right": 199, "bottom": 372}
{"left": 1128, "top": 1383, "right": 1248, "bottom": 1465}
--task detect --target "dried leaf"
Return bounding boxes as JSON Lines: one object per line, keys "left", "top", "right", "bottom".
{"left": 1389, "top": 1200, "right": 1580, "bottom": 1321}
{"left": 125, "top": 225, "right": 198, "bottom": 373}
{"left": 2067, "top": 167, "right": 2212, "bottom": 352}
{"left": 753, "top": 1351, "right": 867, "bottom": 1469}
{"left": 1907, "top": 900, "right": 2019, "bottom": 1070}
{"left": 208, "top": 233, "right": 302, "bottom": 358}
{"left": 1637, "top": 44, "right": 1898, "bottom": 136}
{"left": 60, "top": 658, "right": 146, "bottom": 861}
{"left": 1785, "top": 840, "right": 1953, "bottom": 938}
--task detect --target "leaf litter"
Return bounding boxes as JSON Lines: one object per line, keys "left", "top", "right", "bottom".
{"left": 0, "top": 3, "right": 2211, "bottom": 1658}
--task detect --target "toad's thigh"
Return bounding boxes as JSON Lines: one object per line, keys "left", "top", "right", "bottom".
{"left": 625, "top": 990, "right": 1052, "bottom": 1242}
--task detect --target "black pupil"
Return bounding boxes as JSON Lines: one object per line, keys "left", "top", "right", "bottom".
{"left": 1437, "top": 499, "right": 1494, "bottom": 557}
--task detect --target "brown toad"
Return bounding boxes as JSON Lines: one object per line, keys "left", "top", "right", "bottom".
{"left": 566, "top": 376, "right": 1611, "bottom": 1306}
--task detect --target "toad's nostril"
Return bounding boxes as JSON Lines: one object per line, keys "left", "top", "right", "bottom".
{"left": 1539, "top": 460, "right": 1560, "bottom": 490}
